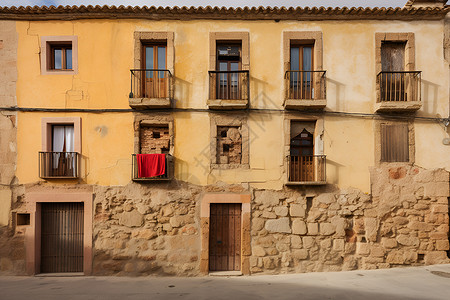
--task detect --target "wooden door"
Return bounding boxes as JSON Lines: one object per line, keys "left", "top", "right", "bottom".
{"left": 209, "top": 203, "right": 241, "bottom": 271}
{"left": 381, "top": 42, "right": 406, "bottom": 101}
{"left": 41, "top": 202, "right": 84, "bottom": 273}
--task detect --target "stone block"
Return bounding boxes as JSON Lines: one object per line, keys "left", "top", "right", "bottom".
{"left": 291, "top": 236, "right": 303, "bottom": 248}
{"left": 317, "top": 193, "right": 335, "bottom": 204}
{"left": 119, "top": 210, "right": 144, "bottom": 227}
{"left": 263, "top": 257, "right": 277, "bottom": 269}
{"left": 386, "top": 251, "right": 405, "bottom": 264}
{"left": 254, "top": 190, "right": 281, "bottom": 206}
{"left": 252, "top": 245, "right": 266, "bottom": 257}
{"left": 434, "top": 169, "right": 449, "bottom": 182}
{"left": 424, "top": 251, "right": 449, "bottom": 264}
{"left": 262, "top": 211, "right": 277, "bottom": 219}
{"left": 431, "top": 205, "right": 448, "bottom": 214}
{"left": 274, "top": 206, "right": 288, "bottom": 217}
{"left": 364, "top": 218, "right": 379, "bottom": 242}
{"left": 396, "top": 235, "right": 419, "bottom": 247}
{"left": 252, "top": 217, "right": 265, "bottom": 231}
{"left": 435, "top": 240, "right": 450, "bottom": 251}
{"left": 293, "top": 249, "right": 308, "bottom": 260}
{"left": 381, "top": 238, "right": 397, "bottom": 249}
{"left": 289, "top": 204, "right": 306, "bottom": 217}
{"left": 333, "top": 239, "right": 345, "bottom": 251}
{"left": 370, "top": 245, "right": 385, "bottom": 257}
{"left": 320, "top": 239, "right": 332, "bottom": 250}
{"left": 307, "top": 223, "right": 319, "bottom": 235}
{"left": 320, "top": 223, "right": 336, "bottom": 236}
{"left": 303, "top": 236, "right": 314, "bottom": 248}
{"left": 393, "top": 216, "right": 409, "bottom": 226}
{"left": 356, "top": 243, "right": 370, "bottom": 256}
{"left": 292, "top": 219, "right": 307, "bottom": 235}
{"left": 265, "top": 218, "right": 291, "bottom": 233}
{"left": 424, "top": 182, "right": 449, "bottom": 197}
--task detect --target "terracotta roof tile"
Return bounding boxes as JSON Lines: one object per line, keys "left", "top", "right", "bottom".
{"left": 0, "top": 5, "right": 448, "bottom": 21}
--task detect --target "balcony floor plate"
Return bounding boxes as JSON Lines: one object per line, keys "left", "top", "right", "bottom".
{"left": 207, "top": 99, "right": 248, "bottom": 110}
{"left": 284, "top": 99, "right": 326, "bottom": 110}
{"left": 285, "top": 181, "right": 327, "bottom": 186}
{"left": 375, "top": 101, "right": 421, "bottom": 112}
{"left": 129, "top": 97, "right": 171, "bottom": 109}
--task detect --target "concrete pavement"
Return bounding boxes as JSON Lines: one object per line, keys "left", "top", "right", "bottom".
{"left": 1, "top": 264, "right": 450, "bottom": 300}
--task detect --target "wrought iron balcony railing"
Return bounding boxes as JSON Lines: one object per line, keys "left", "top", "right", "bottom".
{"left": 287, "top": 155, "right": 326, "bottom": 184}
{"left": 377, "top": 71, "right": 421, "bottom": 102}
{"left": 132, "top": 154, "right": 174, "bottom": 181}
{"left": 129, "top": 69, "right": 173, "bottom": 99}
{"left": 285, "top": 70, "right": 326, "bottom": 100}
{"left": 209, "top": 70, "right": 249, "bottom": 100}
{"left": 39, "top": 152, "right": 79, "bottom": 179}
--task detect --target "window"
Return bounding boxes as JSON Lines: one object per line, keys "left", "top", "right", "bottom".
{"left": 290, "top": 43, "right": 314, "bottom": 99}
{"left": 283, "top": 32, "right": 326, "bottom": 103}
{"left": 380, "top": 123, "right": 409, "bottom": 162}
{"left": 208, "top": 32, "right": 249, "bottom": 105}
{"left": 40, "top": 117, "right": 81, "bottom": 178}
{"left": 216, "top": 43, "right": 241, "bottom": 99}
{"left": 288, "top": 121, "right": 325, "bottom": 182}
{"left": 375, "top": 33, "right": 420, "bottom": 106}
{"left": 131, "top": 32, "right": 174, "bottom": 101}
{"left": 284, "top": 117, "right": 326, "bottom": 184}
{"left": 210, "top": 115, "right": 249, "bottom": 169}
{"left": 40, "top": 36, "right": 78, "bottom": 75}
{"left": 217, "top": 126, "right": 242, "bottom": 164}
{"left": 141, "top": 43, "right": 168, "bottom": 98}
{"left": 139, "top": 124, "right": 170, "bottom": 154}
{"left": 50, "top": 44, "right": 72, "bottom": 70}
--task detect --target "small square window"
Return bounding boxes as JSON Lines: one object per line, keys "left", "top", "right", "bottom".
{"left": 41, "top": 36, "right": 78, "bottom": 75}
{"left": 50, "top": 44, "right": 72, "bottom": 70}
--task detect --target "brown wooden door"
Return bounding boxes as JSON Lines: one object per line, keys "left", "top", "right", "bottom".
{"left": 41, "top": 202, "right": 84, "bottom": 273}
{"left": 209, "top": 203, "right": 241, "bottom": 271}
{"left": 381, "top": 42, "right": 406, "bottom": 101}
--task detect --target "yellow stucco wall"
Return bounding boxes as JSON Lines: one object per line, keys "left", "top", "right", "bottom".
{"left": 14, "top": 19, "right": 450, "bottom": 193}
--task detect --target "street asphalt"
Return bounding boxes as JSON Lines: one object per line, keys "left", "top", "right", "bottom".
{"left": 1, "top": 264, "right": 450, "bottom": 300}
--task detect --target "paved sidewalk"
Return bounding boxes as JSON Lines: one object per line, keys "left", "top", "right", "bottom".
{"left": 1, "top": 264, "right": 450, "bottom": 300}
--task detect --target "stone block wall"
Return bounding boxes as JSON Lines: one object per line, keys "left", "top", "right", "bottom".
{"left": 1, "top": 166, "right": 448, "bottom": 276}
{"left": 250, "top": 165, "right": 449, "bottom": 274}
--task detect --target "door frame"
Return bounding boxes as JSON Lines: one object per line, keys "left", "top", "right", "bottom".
{"left": 200, "top": 193, "right": 251, "bottom": 275}
{"left": 25, "top": 190, "right": 93, "bottom": 275}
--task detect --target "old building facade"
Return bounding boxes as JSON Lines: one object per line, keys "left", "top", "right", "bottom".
{"left": 0, "top": 0, "right": 449, "bottom": 276}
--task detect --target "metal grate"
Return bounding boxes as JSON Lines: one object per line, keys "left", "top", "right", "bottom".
{"left": 129, "top": 69, "right": 172, "bottom": 99}
{"left": 209, "top": 70, "right": 249, "bottom": 100}
{"left": 40, "top": 202, "right": 84, "bottom": 273}
{"left": 39, "top": 152, "right": 79, "bottom": 178}
{"left": 285, "top": 70, "right": 326, "bottom": 100}
{"left": 380, "top": 124, "right": 409, "bottom": 162}
{"left": 287, "top": 155, "right": 326, "bottom": 183}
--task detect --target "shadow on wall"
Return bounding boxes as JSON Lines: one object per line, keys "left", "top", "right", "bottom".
{"left": 324, "top": 158, "right": 345, "bottom": 186}
{"left": 421, "top": 79, "right": 440, "bottom": 117}
{"left": 173, "top": 77, "right": 192, "bottom": 108}
{"left": 250, "top": 76, "right": 279, "bottom": 110}
{"left": 0, "top": 225, "right": 26, "bottom": 275}
{"left": 326, "top": 77, "right": 346, "bottom": 111}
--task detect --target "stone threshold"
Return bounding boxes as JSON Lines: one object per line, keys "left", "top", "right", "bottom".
{"left": 209, "top": 271, "right": 243, "bottom": 277}
{"left": 35, "top": 272, "right": 84, "bottom": 277}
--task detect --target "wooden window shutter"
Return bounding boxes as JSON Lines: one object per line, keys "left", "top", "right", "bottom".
{"left": 381, "top": 123, "right": 409, "bottom": 162}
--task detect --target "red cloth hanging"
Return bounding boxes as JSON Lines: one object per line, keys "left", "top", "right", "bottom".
{"left": 137, "top": 154, "right": 166, "bottom": 178}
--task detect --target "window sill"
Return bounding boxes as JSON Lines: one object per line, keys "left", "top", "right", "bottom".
{"left": 211, "top": 163, "right": 250, "bottom": 170}
{"left": 285, "top": 181, "right": 327, "bottom": 186}
{"left": 207, "top": 99, "right": 248, "bottom": 110}
{"left": 129, "top": 97, "right": 172, "bottom": 109}
{"left": 375, "top": 101, "right": 421, "bottom": 112}
{"left": 284, "top": 99, "right": 326, "bottom": 110}
{"left": 42, "top": 69, "right": 77, "bottom": 75}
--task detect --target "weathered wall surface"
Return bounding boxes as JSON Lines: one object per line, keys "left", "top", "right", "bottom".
{"left": 0, "top": 21, "right": 17, "bottom": 226}
{"left": 250, "top": 166, "right": 449, "bottom": 274}
{"left": 13, "top": 20, "right": 450, "bottom": 192}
